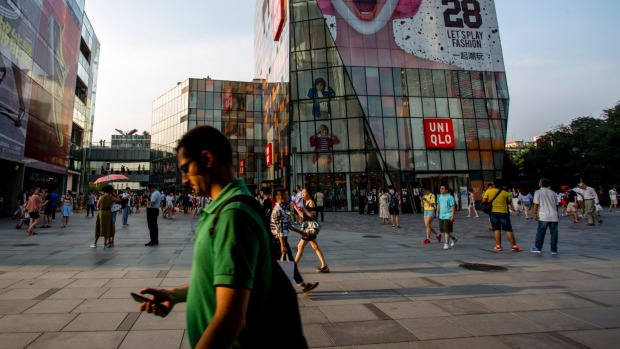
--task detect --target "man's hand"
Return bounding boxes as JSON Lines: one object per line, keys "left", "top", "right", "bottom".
{"left": 137, "top": 288, "right": 180, "bottom": 318}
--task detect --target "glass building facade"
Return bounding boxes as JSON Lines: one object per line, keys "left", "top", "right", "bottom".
{"left": 153, "top": 0, "right": 508, "bottom": 212}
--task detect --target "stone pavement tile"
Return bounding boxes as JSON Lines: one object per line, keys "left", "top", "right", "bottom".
{"left": 486, "top": 280, "right": 569, "bottom": 295}
{"left": 104, "top": 278, "right": 163, "bottom": 288}
{"left": 13, "top": 265, "right": 52, "bottom": 272}
{"left": 123, "top": 265, "right": 173, "bottom": 271}
{"left": 320, "top": 304, "right": 381, "bottom": 323}
{"left": 397, "top": 317, "right": 472, "bottom": 340}
{"left": 118, "top": 329, "right": 185, "bottom": 349}
{"left": 62, "top": 312, "right": 128, "bottom": 331}
{"left": 429, "top": 298, "right": 494, "bottom": 315}
{"left": 322, "top": 320, "right": 418, "bottom": 346}
{"left": 563, "top": 278, "right": 620, "bottom": 292}
{"left": 36, "top": 271, "right": 80, "bottom": 279}
{"left": 350, "top": 343, "right": 415, "bottom": 348}
{"left": 26, "top": 331, "right": 127, "bottom": 349}
{"left": 100, "top": 287, "right": 143, "bottom": 299}
{"left": 72, "top": 298, "right": 140, "bottom": 313}
{"left": 0, "top": 288, "right": 49, "bottom": 300}
{"left": 0, "top": 300, "right": 38, "bottom": 314}
{"left": 0, "top": 313, "right": 77, "bottom": 332}
{"left": 24, "top": 299, "right": 84, "bottom": 314}
{"left": 410, "top": 336, "right": 513, "bottom": 349}
{"left": 8, "top": 278, "right": 74, "bottom": 289}
{"left": 532, "top": 292, "right": 603, "bottom": 308}
{"left": 65, "top": 278, "right": 112, "bottom": 288}
{"left": 337, "top": 279, "right": 403, "bottom": 291}
{"left": 421, "top": 274, "right": 489, "bottom": 287}
{"left": 0, "top": 271, "right": 45, "bottom": 279}
{"left": 470, "top": 294, "right": 559, "bottom": 312}
{"left": 573, "top": 291, "right": 620, "bottom": 306}
{"left": 301, "top": 287, "right": 404, "bottom": 306}
{"left": 73, "top": 270, "right": 128, "bottom": 279}
{"left": 390, "top": 278, "right": 445, "bottom": 289}
{"left": 303, "top": 323, "right": 336, "bottom": 347}
{"left": 166, "top": 270, "right": 191, "bottom": 278}
{"left": 300, "top": 306, "right": 330, "bottom": 324}
{"left": 0, "top": 279, "right": 20, "bottom": 288}
{"left": 122, "top": 270, "right": 161, "bottom": 279}
{"left": 559, "top": 307, "right": 620, "bottom": 328}
{"left": 514, "top": 310, "right": 600, "bottom": 331}
{"left": 47, "top": 287, "right": 109, "bottom": 300}
{"left": 180, "top": 330, "right": 191, "bottom": 349}
{"left": 131, "top": 311, "right": 186, "bottom": 330}
{"left": 0, "top": 333, "right": 41, "bottom": 349}
{"left": 560, "top": 329, "right": 620, "bottom": 349}
{"left": 448, "top": 313, "right": 548, "bottom": 336}
{"left": 397, "top": 284, "right": 503, "bottom": 300}
{"left": 580, "top": 267, "right": 620, "bottom": 278}
{"left": 497, "top": 333, "right": 584, "bottom": 349}
{"left": 375, "top": 301, "right": 451, "bottom": 319}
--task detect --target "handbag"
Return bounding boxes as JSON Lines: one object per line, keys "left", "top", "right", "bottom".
{"left": 277, "top": 253, "right": 295, "bottom": 283}
{"left": 111, "top": 203, "right": 122, "bottom": 212}
{"left": 24, "top": 211, "right": 30, "bottom": 219}
{"left": 482, "top": 189, "right": 502, "bottom": 214}
{"left": 302, "top": 220, "right": 321, "bottom": 236}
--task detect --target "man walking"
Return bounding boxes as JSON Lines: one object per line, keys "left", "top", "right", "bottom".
{"left": 314, "top": 188, "right": 325, "bottom": 222}
{"left": 421, "top": 187, "right": 440, "bottom": 244}
{"left": 86, "top": 191, "right": 95, "bottom": 217}
{"left": 387, "top": 185, "right": 400, "bottom": 228}
{"left": 482, "top": 178, "right": 523, "bottom": 252}
{"left": 437, "top": 185, "right": 458, "bottom": 250}
{"left": 121, "top": 187, "right": 132, "bottom": 226}
{"left": 49, "top": 189, "right": 58, "bottom": 221}
{"left": 136, "top": 126, "right": 296, "bottom": 348}
{"left": 530, "top": 178, "right": 559, "bottom": 255}
{"left": 145, "top": 183, "right": 161, "bottom": 246}
{"left": 578, "top": 182, "right": 601, "bottom": 226}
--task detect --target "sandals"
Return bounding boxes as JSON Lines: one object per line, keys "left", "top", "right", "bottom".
{"left": 316, "top": 266, "right": 330, "bottom": 273}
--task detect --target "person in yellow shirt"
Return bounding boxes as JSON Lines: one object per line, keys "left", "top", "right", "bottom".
{"left": 482, "top": 178, "right": 523, "bottom": 252}
{"left": 421, "top": 187, "right": 441, "bottom": 244}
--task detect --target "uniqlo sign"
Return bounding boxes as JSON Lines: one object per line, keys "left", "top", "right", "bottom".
{"left": 265, "top": 143, "right": 273, "bottom": 167}
{"left": 239, "top": 159, "right": 245, "bottom": 175}
{"left": 424, "top": 119, "right": 455, "bottom": 149}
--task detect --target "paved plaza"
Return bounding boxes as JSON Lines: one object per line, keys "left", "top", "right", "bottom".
{"left": 0, "top": 207, "right": 619, "bottom": 348}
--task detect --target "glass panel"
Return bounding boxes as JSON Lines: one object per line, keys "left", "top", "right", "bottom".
{"left": 405, "top": 68, "right": 420, "bottom": 96}
{"left": 379, "top": 68, "right": 394, "bottom": 95}
{"left": 419, "top": 69, "right": 434, "bottom": 97}
{"left": 302, "top": 153, "right": 317, "bottom": 173}
{"left": 487, "top": 99, "right": 500, "bottom": 119}
{"left": 351, "top": 66, "right": 367, "bottom": 95}
{"left": 348, "top": 118, "right": 365, "bottom": 150}
{"left": 310, "top": 49, "right": 328, "bottom": 69}
{"left": 299, "top": 121, "right": 316, "bottom": 152}
{"left": 330, "top": 97, "right": 346, "bottom": 119}
{"left": 291, "top": 1, "right": 308, "bottom": 21}
{"left": 454, "top": 151, "right": 468, "bottom": 170}
{"left": 382, "top": 96, "right": 396, "bottom": 116}
{"left": 467, "top": 151, "right": 481, "bottom": 170}
{"left": 427, "top": 151, "right": 441, "bottom": 171}
{"left": 368, "top": 96, "right": 382, "bottom": 117}
{"left": 432, "top": 70, "right": 447, "bottom": 97}
{"left": 441, "top": 151, "right": 455, "bottom": 170}
{"left": 393, "top": 68, "right": 405, "bottom": 96}
{"left": 495, "top": 72, "right": 509, "bottom": 99}
{"left": 383, "top": 117, "right": 398, "bottom": 149}
{"left": 395, "top": 96, "right": 409, "bottom": 117}
{"left": 333, "top": 153, "right": 349, "bottom": 173}
{"left": 480, "top": 151, "right": 494, "bottom": 170}
{"left": 366, "top": 67, "right": 380, "bottom": 95}
{"left": 409, "top": 97, "right": 423, "bottom": 117}
{"left": 414, "top": 150, "right": 427, "bottom": 170}
{"left": 448, "top": 98, "right": 462, "bottom": 118}
{"left": 458, "top": 71, "right": 473, "bottom": 98}
{"left": 410, "top": 118, "right": 425, "bottom": 149}
{"left": 400, "top": 150, "right": 414, "bottom": 170}
{"left": 474, "top": 99, "right": 488, "bottom": 118}
{"left": 452, "top": 119, "right": 466, "bottom": 148}
{"left": 436, "top": 98, "right": 449, "bottom": 118}
{"left": 445, "top": 70, "right": 460, "bottom": 97}
{"left": 368, "top": 117, "right": 385, "bottom": 149}
{"left": 471, "top": 71, "right": 485, "bottom": 98}
{"left": 484, "top": 72, "right": 497, "bottom": 99}
{"left": 461, "top": 99, "right": 474, "bottom": 118}
{"left": 293, "top": 21, "right": 311, "bottom": 52}
{"left": 310, "top": 19, "right": 327, "bottom": 49}
{"left": 477, "top": 119, "right": 492, "bottom": 149}
{"left": 297, "top": 70, "right": 314, "bottom": 102}
{"left": 346, "top": 97, "right": 364, "bottom": 117}
{"left": 463, "top": 119, "right": 479, "bottom": 149}
{"left": 494, "top": 151, "right": 504, "bottom": 171}
{"left": 349, "top": 152, "right": 366, "bottom": 172}
{"left": 299, "top": 100, "right": 314, "bottom": 121}
{"left": 330, "top": 119, "right": 348, "bottom": 150}
{"left": 397, "top": 118, "right": 413, "bottom": 150}
{"left": 384, "top": 150, "right": 399, "bottom": 169}
{"left": 490, "top": 119, "right": 505, "bottom": 150}
{"left": 422, "top": 98, "right": 437, "bottom": 118}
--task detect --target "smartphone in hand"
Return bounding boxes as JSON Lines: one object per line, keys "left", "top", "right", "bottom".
{"left": 131, "top": 292, "right": 164, "bottom": 311}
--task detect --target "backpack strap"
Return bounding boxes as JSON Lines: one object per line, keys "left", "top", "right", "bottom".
{"left": 209, "top": 194, "right": 263, "bottom": 236}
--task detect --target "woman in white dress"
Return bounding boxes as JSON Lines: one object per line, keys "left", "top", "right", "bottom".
{"left": 379, "top": 189, "right": 390, "bottom": 224}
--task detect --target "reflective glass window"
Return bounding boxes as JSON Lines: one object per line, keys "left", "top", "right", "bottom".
{"left": 463, "top": 119, "right": 479, "bottom": 149}
{"left": 422, "top": 98, "right": 437, "bottom": 118}
{"left": 294, "top": 51, "right": 311, "bottom": 71}
{"left": 436, "top": 98, "right": 449, "bottom": 118}
{"left": 383, "top": 117, "right": 398, "bottom": 149}
{"left": 400, "top": 150, "right": 414, "bottom": 170}
{"left": 349, "top": 153, "right": 366, "bottom": 172}
{"left": 330, "top": 119, "right": 349, "bottom": 150}
{"left": 474, "top": 99, "right": 487, "bottom": 118}
{"left": 471, "top": 72, "right": 485, "bottom": 98}
{"left": 419, "top": 69, "right": 434, "bottom": 97}
{"left": 414, "top": 150, "right": 427, "bottom": 170}
{"left": 379, "top": 68, "right": 394, "bottom": 95}
{"left": 432, "top": 70, "right": 447, "bottom": 97}
{"left": 311, "top": 48, "right": 327, "bottom": 69}
{"left": 495, "top": 72, "right": 509, "bottom": 99}
{"left": 409, "top": 97, "right": 423, "bottom": 117}
{"left": 441, "top": 151, "right": 455, "bottom": 170}
{"left": 445, "top": 71, "right": 460, "bottom": 97}
{"left": 484, "top": 72, "right": 497, "bottom": 99}
{"left": 393, "top": 68, "right": 405, "bottom": 96}
{"left": 410, "top": 118, "right": 425, "bottom": 149}
{"left": 384, "top": 150, "right": 400, "bottom": 169}
{"left": 333, "top": 153, "right": 350, "bottom": 172}
{"left": 347, "top": 118, "right": 365, "bottom": 150}
{"left": 397, "top": 118, "right": 413, "bottom": 150}
{"left": 395, "top": 97, "right": 409, "bottom": 117}
{"left": 480, "top": 151, "right": 494, "bottom": 170}
{"left": 477, "top": 119, "right": 491, "bottom": 149}
{"left": 427, "top": 151, "right": 441, "bottom": 171}
{"left": 452, "top": 119, "right": 466, "bottom": 148}
{"left": 448, "top": 98, "right": 462, "bottom": 118}
{"left": 293, "top": 21, "right": 311, "bottom": 52}
{"left": 405, "top": 68, "right": 420, "bottom": 96}
{"left": 458, "top": 71, "right": 472, "bottom": 98}
{"left": 351, "top": 66, "right": 367, "bottom": 95}
{"left": 467, "top": 151, "right": 481, "bottom": 170}
{"left": 366, "top": 67, "right": 380, "bottom": 95}
{"left": 382, "top": 96, "right": 395, "bottom": 116}
{"left": 346, "top": 97, "right": 364, "bottom": 117}
{"left": 368, "top": 96, "right": 382, "bottom": 117}
{"left": 310, "top": 19, "right": 327, "bottom": 49}
{"left": 487, "top": 99, "right": 500, "bottom": 119}
{"left": 454, "top": 151, "right": 468, "bottom": 170}
{"left": 368, "top": 117, "right": 384, "bottom": 148}
{"left": 461, "top": 99, "right": 474, "bottom": 118}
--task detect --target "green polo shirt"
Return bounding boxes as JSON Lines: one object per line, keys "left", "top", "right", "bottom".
{"left": 186, "top": 179, "right": 272, "bottom": 348}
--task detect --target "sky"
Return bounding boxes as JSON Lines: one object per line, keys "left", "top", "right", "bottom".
{"left": 85, "top": 0, "right": 620, "bottom": 144}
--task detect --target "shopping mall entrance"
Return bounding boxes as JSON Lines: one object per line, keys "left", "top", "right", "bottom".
{"left": 412, "top": 174, "right": 471, "bottom": 211}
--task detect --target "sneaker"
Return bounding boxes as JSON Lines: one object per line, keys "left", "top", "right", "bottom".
{"left": 529, "top": 247, "right": 541, "bottom": 253}
{"left": 436, "top": 233, "right": 442, "bottom": 243}
{"left": 511, "top": 245, "right": 523, "bottom": 252}
{"left": 551, "top": 251, "right": 558, "bottom": 255}
{"left": 450, "top": 236, "right": 458, "bottom": 247}
{"left": 423, "top": 238, "right": 431, "bottom": 244}
{"left": 89, "top": 244, "right": 96, "bottom": 248}
{"left": 443, "top": 243, "right": 450, "bottom": 250}
{"left": 493, "top": 245, "right": 503, "bottom": 251}
{"left": 301, "top": 282, "right": 319, "bottom": 293}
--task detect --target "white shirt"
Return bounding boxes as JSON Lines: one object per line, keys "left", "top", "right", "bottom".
{"left": 573, "top": 187, "right": 584, "bottom": 201}
{"left": 295, "top": 191, "right": 304, "bottom": 208}
{"left": 581, "top": 186, "right": 598, "bottom": 203}
{"left": 534, "top": 187, "right": 559, "bottom": 222}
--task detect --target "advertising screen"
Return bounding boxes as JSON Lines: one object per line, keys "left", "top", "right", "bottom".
{"left": 318, "top": 0, "right": 505, "bottom": 71}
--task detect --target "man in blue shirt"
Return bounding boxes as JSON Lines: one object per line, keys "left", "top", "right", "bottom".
{"left": 49, "top": 190, "right": 58, "bottom": 221}
{"left": 437, "top": 185, "right": 458, "bottom": 250}
{"left": 145, "top": 183, "right": 161, "bottom": 246}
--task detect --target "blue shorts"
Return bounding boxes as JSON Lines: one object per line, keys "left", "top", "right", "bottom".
{"left": 489, "top": 212, "right": 513, "bottom": 232}
{"left": 522, "top": 201, "right": 532, "bottom": 208}
{"left": 423, "top": 210, "right": 436, "bottom": 218}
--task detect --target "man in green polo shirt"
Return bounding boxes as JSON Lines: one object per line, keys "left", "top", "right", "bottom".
{"left": 136, "top": 126, "right": 272, "bottom": 348}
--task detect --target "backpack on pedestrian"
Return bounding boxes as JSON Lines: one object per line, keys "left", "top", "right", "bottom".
{"left": 389, "top": 192, "right": 399, "bottom": 210}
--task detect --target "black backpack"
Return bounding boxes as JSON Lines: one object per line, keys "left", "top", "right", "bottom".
{"left": 210, "top": 194, "right": 308, "bottom": 348}
{"left": 389, "top": 192, "right": 399, "bottom": 209}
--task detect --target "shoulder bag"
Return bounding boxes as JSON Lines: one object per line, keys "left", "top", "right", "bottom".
{"left": 482, "top": 189, "right": 502, "bottom": 214}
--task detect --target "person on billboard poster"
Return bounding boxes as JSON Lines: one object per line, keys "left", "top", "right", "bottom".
{"left": 317, "top": 0, "right": 459, "bottom": 69}
{"left": 307, "top": 77, "right": 336, "bottom": 118}
{"left": 310, "top": 124, "right": 340, "bottom": 171}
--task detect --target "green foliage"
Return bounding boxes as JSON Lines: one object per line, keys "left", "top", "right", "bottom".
{"left": 512, "top": 101, "right": 620, "bottom": 187}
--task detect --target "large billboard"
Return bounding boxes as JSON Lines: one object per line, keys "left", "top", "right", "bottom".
{"left": 0, "top": 0, "right": 81, "bottom": 171}
{"left": 318, "top": 0, "right": 505, "bottom": 71}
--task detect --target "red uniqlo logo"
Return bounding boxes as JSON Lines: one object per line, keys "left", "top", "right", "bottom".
{"left": 239, "top": 159, "right": 245, "bottom": 175}
{"left": 265, "top": 143, "right": 273, "bottom": 167}
{"left": 424, "top": 119, "right": 455, "bottom": 149}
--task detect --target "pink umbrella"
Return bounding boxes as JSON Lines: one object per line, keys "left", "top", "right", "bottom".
{"left": 94, "top": 174, "right": 129, "bottom": 184}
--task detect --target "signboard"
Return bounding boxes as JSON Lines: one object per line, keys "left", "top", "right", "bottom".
{"left": 424, "top": 119, "right": 455, "bottom": 149}
{"left": 265, "top": 143, "right": 273, "bottom": 167}
{"left": 272, "top": 0, "right": 284, "bottom": 41}
{"left": 318, "top": 0, "right": 504, "bottom": 71}
{"left": 239, "top": 159, "right": 245, "bottom": 175}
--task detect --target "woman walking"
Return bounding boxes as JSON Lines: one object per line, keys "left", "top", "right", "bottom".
{"left": 25, "top": 187, "right": 42, "bottom": 235}
{"left": 294, "top": 188, "right": 330, "bottom": 273}
{"left": 466, "top": 189, "right": 479, "bottom": 218}
{"left": 379, "top": 188, "right": 390, "bottom": 224}
{"left": 91, "top": 185, "right": 114, "bottom": 248}
{"left": 61, "top": 190, "right": 74, "bottom": 227}
{"left": 521, "top": 189, "right": 533, "bottom": 219}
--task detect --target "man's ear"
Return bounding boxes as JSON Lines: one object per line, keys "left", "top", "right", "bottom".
{"left": 200, "top": 150, "right": 213, "bottom": 168}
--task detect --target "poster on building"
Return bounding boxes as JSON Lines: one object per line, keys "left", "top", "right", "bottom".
{"left": 318, "top": 0, "right": 505, "bottom": 72}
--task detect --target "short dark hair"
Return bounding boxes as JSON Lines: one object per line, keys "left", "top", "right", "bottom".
{"left": 260, "top": 187, "right": 272, "bottom": 195}
{"left": 102, "top": 185, "right": 114, "bottom": 193}
{"left": 147, "top": 183, "right": 156, "bottom": 189}
{"left": 274, "top": 188, "right": 286, "bottom": 198}
{"left": 539, "top": 178, "right": 551, "bottom": 187}
{"left": 493, "top": 178, "right": 503, "bottom": 188}
{"left": 176, "top": 126, "right": 233, "bottom": 166}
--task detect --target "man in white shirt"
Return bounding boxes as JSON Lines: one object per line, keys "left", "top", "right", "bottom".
{"left": 145, "top": 184, "right": 161, "bottom": 246}
{"left": 578, "top": 182, "right": 601, "bottom": 226}
{"left": 121, "top": 187, "right": 132, "bottom": 226}
{"left": 530, "top": 178, "right": 559, "bottom": 254}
